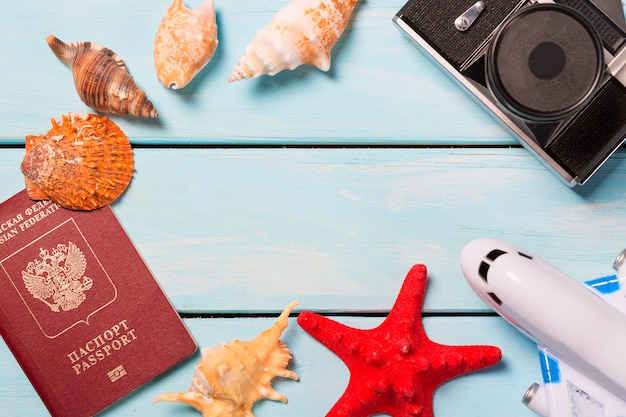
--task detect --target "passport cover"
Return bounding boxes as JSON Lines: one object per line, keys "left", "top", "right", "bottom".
{"left": 0, "top": 190, "right": 197, "bottom": 416}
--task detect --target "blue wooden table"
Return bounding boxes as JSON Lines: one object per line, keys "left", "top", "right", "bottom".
{"left": 2, "top": 1, "right": 626, "bottom": 416}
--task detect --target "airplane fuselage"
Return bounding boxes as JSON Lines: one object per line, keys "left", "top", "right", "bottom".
{"left": 461, "top": 238, "right": 626, "bottom": 402}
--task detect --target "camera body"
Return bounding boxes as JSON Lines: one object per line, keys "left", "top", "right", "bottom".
{"left": 394, "top": 0, "right": 626, "bottom": 186}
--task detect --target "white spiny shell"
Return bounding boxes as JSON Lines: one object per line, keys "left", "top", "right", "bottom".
{"left": 228, "top": 0, "right": 359, "bottom": 81}
{"left": 153, "top": 301, "right": 299, "bottom": 417}
{"left": 154, "top": 0, "right": 218, "bottom": 89}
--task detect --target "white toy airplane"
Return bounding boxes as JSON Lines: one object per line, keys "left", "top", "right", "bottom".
{"left": 460, "top": 238, "right": 626, "bottom": 417}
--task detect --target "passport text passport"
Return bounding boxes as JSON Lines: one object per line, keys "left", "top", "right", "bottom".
{"left": 0, "top": 190, "right": 197, "bottom": 416}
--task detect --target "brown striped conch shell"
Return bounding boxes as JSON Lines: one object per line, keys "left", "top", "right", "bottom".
{"left": 228, "top": 0, "right": 359, "bottom": 82}
{"left": 153, "top": 301, "right": 299, "bottom": 417}
{"left": 154, "top": 0, "right": 219, "bottom": 89}
{"left": 46, "top": 35, "right": 158, "bottom": 118}
{"left": 21, "top": 113, "right": 134, "bottom": 211}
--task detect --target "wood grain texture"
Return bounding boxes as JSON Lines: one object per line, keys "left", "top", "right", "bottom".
{"left": 2, "top": 0, "right": 626, "bottom": 415}
{"left": 0, "top": 0, "right": 508, "bottom": 145}
{"left": 0, "top": 316, "right": 538, "bottom": 417}
{"left": 1, "top": 148, "right": 625, "bottom": 314}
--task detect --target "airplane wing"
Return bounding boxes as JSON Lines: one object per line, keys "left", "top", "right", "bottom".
{"left": 525, "top": 251, "right": 626, "bottom": 416}
{"left": 583, "top": 249, "right": 626, "bottom": 314}
{"left": 523, "top": 345, "right": 626, "bottom": 417}
{"left": 584, "top": 274, "right": 626, "bottom": 315}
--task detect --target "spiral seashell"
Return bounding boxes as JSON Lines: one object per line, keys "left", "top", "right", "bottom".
{"left": 154, "top": 0, "right": 219, "bottom": 89}
{"left": 46, "top": 35, "right": 158, "bottom": 118}
{"left": 153, "top": 301, "right": 299, "bottom": 417}
{"left": 228, "top": 0, "right": 359, "bottom": 82}
{"left": 21, "top": 113, "right": 135, "bottom": 211}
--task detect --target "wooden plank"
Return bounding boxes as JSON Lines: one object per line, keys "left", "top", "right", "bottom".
{"left": 3, "top": 2, "right": 625, "bottom": 417}
{"left": 0, "top": 0, "right": 509, "bottom": 145}
{"left": 0, "top": 315, "right": 539, "bottom": 417}
{"left": 2, "top": 147, "right": 626, "bottom": 313}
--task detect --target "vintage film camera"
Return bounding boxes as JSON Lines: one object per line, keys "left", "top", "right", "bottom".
{"left": 394, "top": 0, "right": 626, "bottom": 186}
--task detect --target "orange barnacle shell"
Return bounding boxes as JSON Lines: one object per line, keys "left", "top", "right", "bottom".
{"left": 21, "top": 113, "right": 135, "bottom": 211}
{"left": 46, "top": 34, "right": 158, "bottom": 118}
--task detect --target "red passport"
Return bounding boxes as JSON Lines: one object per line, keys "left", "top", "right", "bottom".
{"left": 0, "top": 190, "right": 197, "bottom": 416}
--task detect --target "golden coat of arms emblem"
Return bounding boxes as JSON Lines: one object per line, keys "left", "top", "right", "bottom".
{"left": 21, "top": 242, "right": 93, "bottom": 312}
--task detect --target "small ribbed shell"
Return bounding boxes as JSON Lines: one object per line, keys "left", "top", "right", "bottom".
{"left": 228, "top": 0, "right": 359, "bottom": 82}
{"left": 153, "top": 301, "right": 299, "bottom": 417}
{"left": 46, "top": 35, "right": 157, "bottom": 118}
{"left": 154, "top": 0, "right": 219, "bottom": 89}
{"left": 21, "top": 113, "right": 134, "bottom": 211}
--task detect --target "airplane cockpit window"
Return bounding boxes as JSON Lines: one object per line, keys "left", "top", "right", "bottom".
{"left": 486, "top": 249, "right": 507, "bottom": 261}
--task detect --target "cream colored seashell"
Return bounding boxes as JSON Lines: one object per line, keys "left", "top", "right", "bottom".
{"left": 153, "top": 301, "right": 299, "bottom": 417}
{"left": 46, "top": 35, "right": 158, "bottom": 118}
{"left": 154, "top": 0, "right": 219, "bottom": 89}
{"left": 228, "top": 0, "right": 359, "bottom": 82}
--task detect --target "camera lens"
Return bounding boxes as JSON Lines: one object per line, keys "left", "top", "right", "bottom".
{"left": 486, "top": 4, "right": 603, "bottom": 121}
{"left": 528, "top": 42, "right": 566, "bottom": 80}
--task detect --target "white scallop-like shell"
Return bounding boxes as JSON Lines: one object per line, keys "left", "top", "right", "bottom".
{"left": 228, "top": 0, "right": 358, "bottom": 81}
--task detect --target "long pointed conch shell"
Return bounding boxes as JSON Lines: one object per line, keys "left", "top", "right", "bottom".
{"left": 228, "top": 0, "right": 358, "bottom": 82}
{"left": 154, "top": 0, "right": 218, "bottom": 89}
{"left": 153, "top": 301, "right": 299, "bottom": 417}
{"left": 46, "top": 35, "right": 158, "bottom": 118}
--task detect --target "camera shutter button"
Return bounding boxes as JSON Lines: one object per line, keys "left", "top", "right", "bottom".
{"left": 454, "top": 1, "right": 485, "bottom": 31}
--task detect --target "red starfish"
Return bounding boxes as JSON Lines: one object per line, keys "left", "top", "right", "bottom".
{"left": 297, "top": 264, "right": 502, "bottom": 417}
